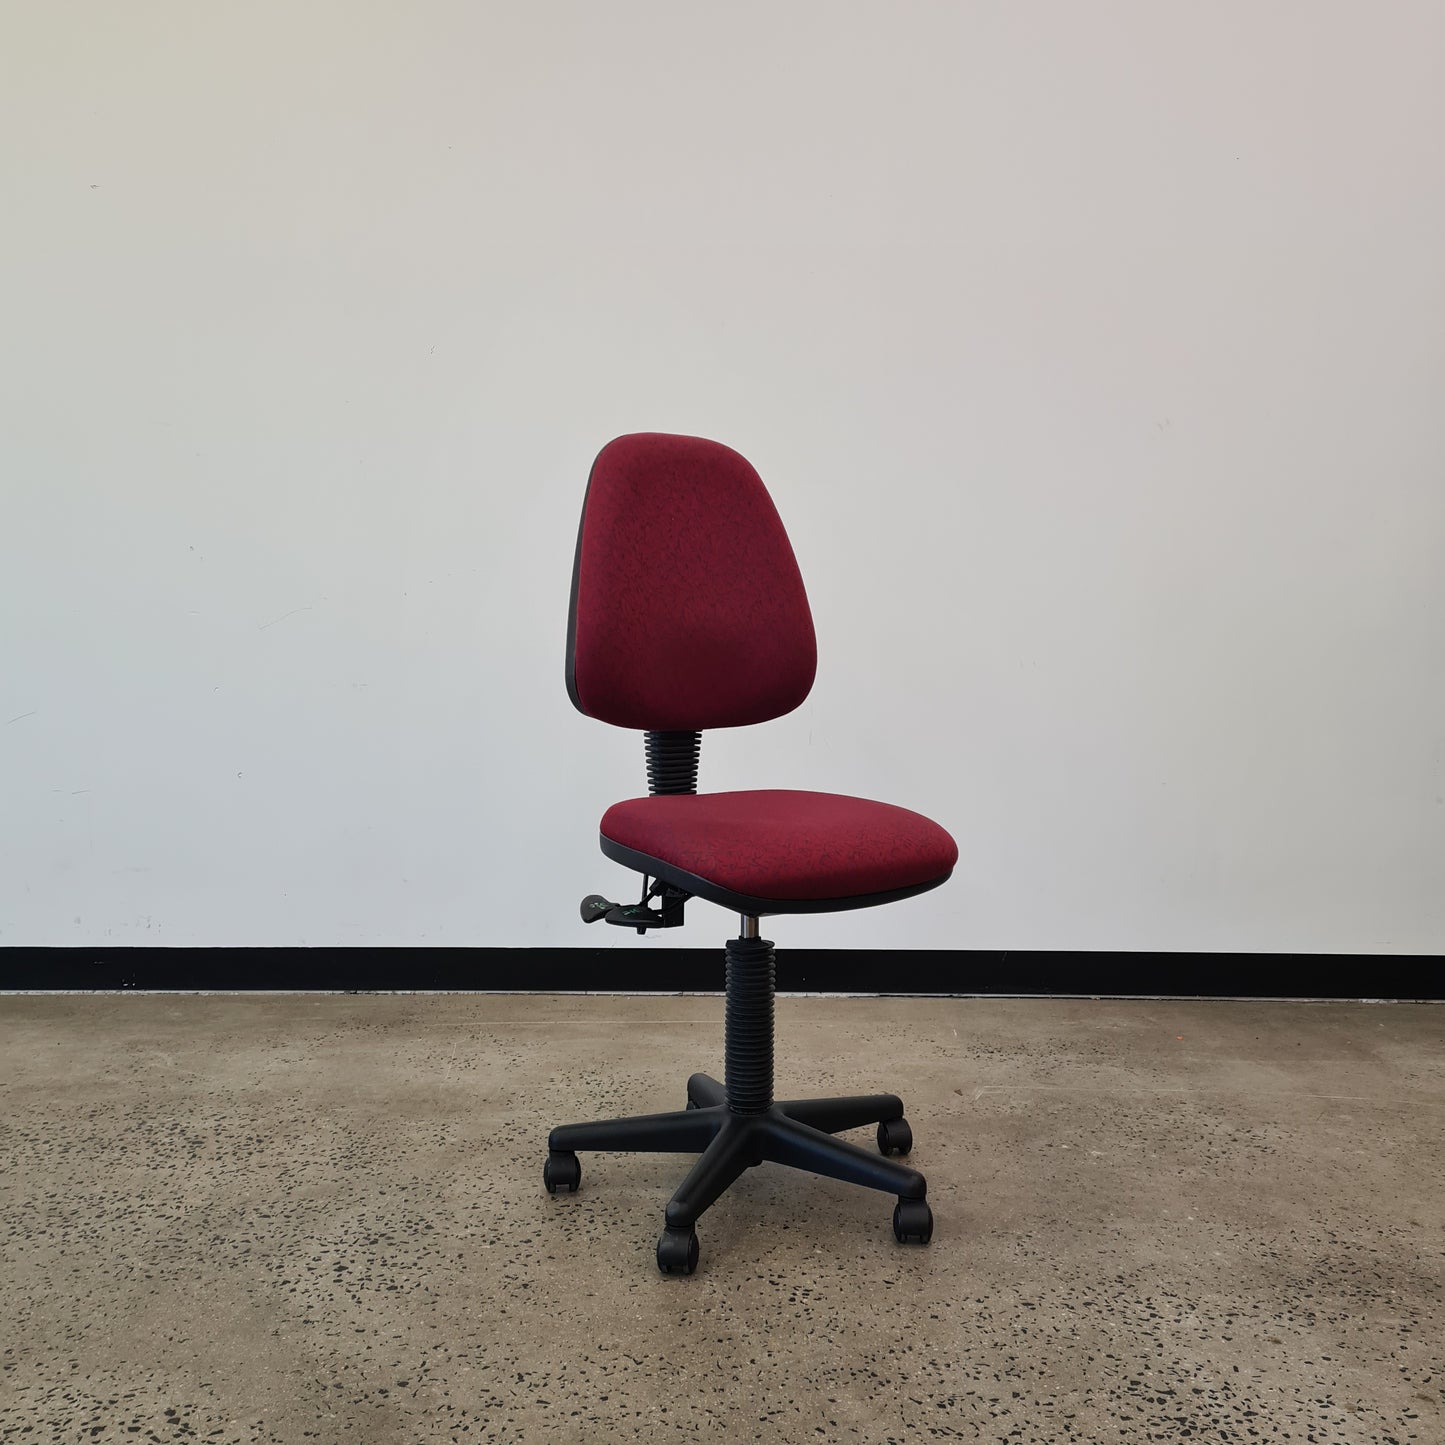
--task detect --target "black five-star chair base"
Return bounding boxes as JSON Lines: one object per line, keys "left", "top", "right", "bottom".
{"left": 543, "top": 934, "right": 933, "bottom": 1275}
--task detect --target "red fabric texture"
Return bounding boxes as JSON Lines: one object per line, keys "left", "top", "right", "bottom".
{"left": 570, "top": 433, "right": 817, "bottom": 730}
{"left": 600, "top": 790, "right": 959, "bottom": 902}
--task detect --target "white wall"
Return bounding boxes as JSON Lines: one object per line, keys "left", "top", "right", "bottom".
{"left": 3, "top": 2, "right": 1443, "bottom": 954}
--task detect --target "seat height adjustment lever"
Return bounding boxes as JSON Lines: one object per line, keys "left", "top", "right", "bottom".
{"left": 579, "top": 879, "right": 688, "bottom": 934}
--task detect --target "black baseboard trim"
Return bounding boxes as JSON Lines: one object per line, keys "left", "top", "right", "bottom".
{"left": 1, "top": 948, "right": 1440, "bottom": 999}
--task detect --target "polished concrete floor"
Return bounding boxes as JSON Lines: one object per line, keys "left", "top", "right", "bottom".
{"left": 0, "top": 993, "right": 1441, "bottom": 1444}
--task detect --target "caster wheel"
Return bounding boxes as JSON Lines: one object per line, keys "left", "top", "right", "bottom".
{"left": 877, "top": 1117, "right": 913, "bottom": 1156}
{"left": 893, "top": 1197, "right": 933, "bottom": 1244}
{"left": 543, "top": 1150, "right": 581, "bottom": 1194}
{"left": 656, "top": 1226, "right": 699, "bottom": 1275}
{"left": 686, "top": 1098, "right": 699, "bottom": 1110}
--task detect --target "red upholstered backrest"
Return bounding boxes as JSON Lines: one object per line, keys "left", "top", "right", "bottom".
{"left": 566, "top": 434, "right": 817, "bottom": 730}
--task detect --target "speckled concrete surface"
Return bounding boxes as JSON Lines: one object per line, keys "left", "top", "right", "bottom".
{"left": 1, "top": 994, "right": 1441, "bottom": 1443}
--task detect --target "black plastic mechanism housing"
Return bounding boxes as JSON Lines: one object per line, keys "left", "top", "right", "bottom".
{"left": 579, "top": 880, "right": 689, "bottom": 934}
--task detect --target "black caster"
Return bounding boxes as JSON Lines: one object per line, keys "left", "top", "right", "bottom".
{"left": 656, "top": 1226, "right": 699, "bottom": 1275}
{"left": 543, "top": 1150, "right": 581, "bottom": 1194}
{"left": 877, "top": 1117, "right": 913, "bottom": 1156}
{"left": 686, "top": 1098, "right": 699, "bottom": 1110}
{"left": 893, "top": 1197, "right": 933, "bottom": 1244}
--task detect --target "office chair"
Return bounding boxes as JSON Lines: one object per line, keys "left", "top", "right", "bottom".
{"left": 546, "top": 432, "right": 957, "bottom": 1275}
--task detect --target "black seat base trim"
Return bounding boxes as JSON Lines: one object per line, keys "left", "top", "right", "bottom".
{"left": 598, "top": 835, "right": 952, "bottom": 918}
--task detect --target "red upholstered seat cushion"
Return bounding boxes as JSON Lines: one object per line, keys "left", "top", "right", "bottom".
{"left": 600, "top": 790, "right": 958, "bottom": 904}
